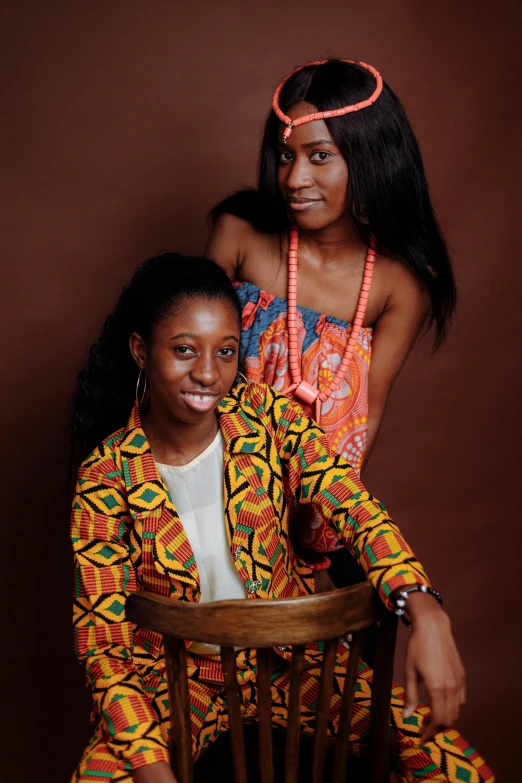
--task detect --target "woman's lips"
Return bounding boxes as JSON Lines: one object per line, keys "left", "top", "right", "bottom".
{"left": 288, "top": 198, "right": 322, "bottom": 212}
{"left": 181, "top": 391, "right": 219, "bottom": 413}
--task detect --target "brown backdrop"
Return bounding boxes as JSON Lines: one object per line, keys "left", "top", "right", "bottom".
{"left": 1, "top": 1, "right": 520, "bottom": 780}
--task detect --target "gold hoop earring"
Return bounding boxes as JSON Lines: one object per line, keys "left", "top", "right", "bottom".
{"left": 135, "top": 368, "right": 148, "bottom": 405}
{"left": 235, "top": 371, "right": 248, "bottom": 385}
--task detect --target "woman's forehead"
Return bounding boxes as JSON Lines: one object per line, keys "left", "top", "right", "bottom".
{"left": 277, "top": 109, "right": 335, "bottom": 148}
{"left": 157, "top": 297, "right": 240, "bottom": 333}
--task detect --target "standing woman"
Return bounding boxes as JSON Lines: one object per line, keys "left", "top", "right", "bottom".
{"left": 206, "top": 58, "right": 456, "bottom": 573}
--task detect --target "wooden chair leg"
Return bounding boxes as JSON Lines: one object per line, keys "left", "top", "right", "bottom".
{"left": 332, "top": 631, "right": 364, "bottom": 783}
{"left": 312, "top": 638, "right": 337, "bottom": 783}
{"left": 285, "top": 644, "right": 305, "bottom": 783}
{"left": 390, "top": 727, "right": 400, "bottom": 771}
{"left": 369, "top": 611, "right": 398, "bottom": 783}
{"left": 221, "top": 646, "right": 248, "bottom": 783}
{"left": 257, "top": 647, "right": 274, "bottom": 783}
{"left": 164, "top": 636, "right": 193, "bottom": 783}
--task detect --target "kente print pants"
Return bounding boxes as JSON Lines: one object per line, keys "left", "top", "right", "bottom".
{"left": 73, "top": 645, "right": 494, "bottom": 783}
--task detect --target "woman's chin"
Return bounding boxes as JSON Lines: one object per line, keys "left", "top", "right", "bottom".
{"left": 288, "top": 210, "right": 337, "bottom": 232}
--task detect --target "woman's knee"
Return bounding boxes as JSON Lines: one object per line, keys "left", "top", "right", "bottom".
{"left": 72, "top": 739, "right": 131, "bottom": 782}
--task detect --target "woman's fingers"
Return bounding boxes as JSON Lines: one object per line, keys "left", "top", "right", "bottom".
{"left": 402, "top": 607, "right": 468, "bottom": 745}
{"left": 455, "top": 655, "right": 466, "bottom": 708}
{"left": 460, "top": 677, "right": 467, "bottom": 707}
{"left": 419, "top": 713, "right": 430, "bottom": 744}
{"left": 403, "top": 656, "right": 419, "bottom": 719}
{"left": 447, "top": 683, "right": 460, "bottom": 728}
{"left": 419, "top": 687, "right": 447, "bottom": 743}
{"left": 420, "top": 667, "right": 464, "bottom": 744}
{"left": 449, "top": 647, "right": 466, "bottom": 721}
{"left": 437, "top": 647, "right": 465, "bottom": 731}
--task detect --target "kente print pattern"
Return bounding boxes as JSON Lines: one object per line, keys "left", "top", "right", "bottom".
{"left": 236, "top": 280, "right": 372, "bottom": 552}
{"left": 71, "top": 383, "right": 493, "bottom": 781}
{"left": 73, "top": 646, "right": 494, "bottom": 783}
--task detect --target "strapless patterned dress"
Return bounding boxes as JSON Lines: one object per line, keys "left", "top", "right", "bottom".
{"left": 236, "top": 281, "right": 373, "bottom": 551}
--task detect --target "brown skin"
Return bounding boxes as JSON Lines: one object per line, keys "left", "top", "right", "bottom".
{"left": 205, "top": 101, "right": 430, "bottom": 468}
{"left": 132, "top": 762, "right": 177, "bottom": 783}
{"left": 402, "top": 592, "right": 465, "bottom": 742}
{"left": 127, "top": 297, "right": 463, "bottom": 780}
{"left": 129, "top": 299, "right": 240, "bottom": 466}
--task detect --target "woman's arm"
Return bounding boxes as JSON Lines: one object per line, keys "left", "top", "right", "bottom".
{"left": 268, "top": 387, "right": 465, "bottom": 738}
{"left": 72, "top": 445, "right": 173, "bottom": 778}
{"left": 204, "top": 212, "right": 248, "bottom": 279}
{"left": 270, "top": 387, "right": 428, "bottom": 607}
{"left": 364, "top": 262, "right": 430, "bottom": 469}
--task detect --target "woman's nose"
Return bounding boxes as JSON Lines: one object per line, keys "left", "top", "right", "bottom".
{"left": 190, "top": 353, "right": 219, "bottom": 386}
{"left": 286, "top": 158, "right": 314, "bottom": 192}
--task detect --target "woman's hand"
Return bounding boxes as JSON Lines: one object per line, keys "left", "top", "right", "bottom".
{"left": 132, "top": 761, "right": 178, "bottom": 783}
{"left": 402, "top": 592, "right": 466, "bottom": 744}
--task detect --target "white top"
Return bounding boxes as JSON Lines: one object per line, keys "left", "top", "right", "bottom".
{"left": 156, "top": 430, "right": 246, "bottom": 654}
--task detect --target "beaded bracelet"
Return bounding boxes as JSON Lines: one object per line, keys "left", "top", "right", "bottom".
{"left": 394, "top": 584, "right": 443, "bottom": 628}
{"left": 309, "top": 557, "right": 332, "bottom": 573}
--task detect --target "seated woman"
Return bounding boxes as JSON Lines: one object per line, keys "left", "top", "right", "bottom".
{"left": 70, "top": 253, "right": 494, "bottom": 783}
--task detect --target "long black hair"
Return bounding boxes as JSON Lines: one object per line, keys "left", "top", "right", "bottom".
{"left": 212, "top": 59, "right": 456, "bottom": 345}
{"left": 71, "top": 253, "right": 242, "bottom": 464}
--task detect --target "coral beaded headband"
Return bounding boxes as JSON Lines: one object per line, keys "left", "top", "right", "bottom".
{"left": 272, "top": 59, "right": 383, "bottom": 143}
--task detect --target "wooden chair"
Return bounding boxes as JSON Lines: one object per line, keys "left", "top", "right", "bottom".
{"left": 126, "top": 583, "right": 398, "bottom": 783}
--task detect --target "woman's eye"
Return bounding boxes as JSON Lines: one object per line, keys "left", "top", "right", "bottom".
{"left": 278, "top": 151, "right": 294, "bottom": 163}
{"left": 174, "top": 345, "right": 195, "bottom": 355}
{"left": 219, "top": 347, "right": 236, "bottom": 357}
{"left": 311, "top": 151, "right": 331, "bottom": 162}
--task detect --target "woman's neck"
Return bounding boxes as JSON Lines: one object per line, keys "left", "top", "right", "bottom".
{"left": 298, "top": 216, "right": 367, "bottom": 264}
{"left": 143, "top": 405, "right": 219, "bottom": 467}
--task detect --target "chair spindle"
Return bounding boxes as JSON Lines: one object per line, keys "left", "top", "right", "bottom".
{"left": 220, "top": 646, "right": 248, "bottom": 783}
{"left": 332, "top": 631, "right": 364, "bottom": 783}
{"left": 369, "top": 611, "right": 398, "bottom": 783}
{"left": 164, "top": 636, "right": 193, "bottom": 783}
{"left": 257, "top": 646, "right": 274, "bottom": 783}
{"left": 311, "top": 637, "right": 338, "bottom": 783}
{"left": 285, "top": 644, "right": 306, "bottom": 783}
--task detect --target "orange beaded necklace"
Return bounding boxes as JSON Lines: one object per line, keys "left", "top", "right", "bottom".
{"left": 282, "top": 226, "right": 376, "bottom": 424}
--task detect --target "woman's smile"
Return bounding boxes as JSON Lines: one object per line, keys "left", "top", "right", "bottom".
{"left": 181, "top": 390, "right": 220, "bottom": 413}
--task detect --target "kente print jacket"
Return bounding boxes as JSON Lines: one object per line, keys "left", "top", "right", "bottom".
{"left": 71, "top": 382, "right": 430, "bottom": 769}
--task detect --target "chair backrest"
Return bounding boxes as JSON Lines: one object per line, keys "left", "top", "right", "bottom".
{"left": 127, "top": 583, "right": 398, "bottom": 783}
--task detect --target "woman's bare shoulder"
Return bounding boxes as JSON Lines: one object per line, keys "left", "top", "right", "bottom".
{"left": 206, "top": 213, "right": 281, "bottom": 279}
{"left": 374, "top": 250, "right": 428, "bottom": 297}
{"left": 371, "top": 251, "right": 430, "bottom": 325}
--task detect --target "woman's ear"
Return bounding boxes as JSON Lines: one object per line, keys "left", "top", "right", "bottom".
{"left": 129, "top": 332, "right": 147, "bottom": 369}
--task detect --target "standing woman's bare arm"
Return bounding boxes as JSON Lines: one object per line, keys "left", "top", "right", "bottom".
{"left": 204, "top": 213, "right": 249, "bottom": 279}
{"left": 363, "top": 263, "right": 430, "bottom": 470}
